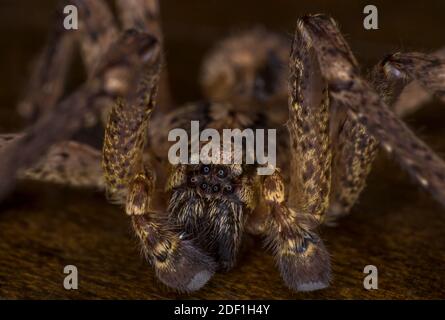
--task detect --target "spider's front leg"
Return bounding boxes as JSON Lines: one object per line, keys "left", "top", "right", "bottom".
{"left": 259, "top": 33, "right": 332, "bottom": 291}
{"left": 262, "top": 170, "right": 331, "bottom": 292}
{"left": 102, "top": 49, "right": 216, "bottom": 293}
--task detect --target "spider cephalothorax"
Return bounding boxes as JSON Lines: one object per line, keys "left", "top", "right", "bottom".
{"left": 167, "top": 163, "right": 255, "bottom": 269}
{"left": 1, "top": 1, "right": 445, "bottom": 294}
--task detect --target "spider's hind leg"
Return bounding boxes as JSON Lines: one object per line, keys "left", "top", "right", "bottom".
{"left": 326, "top": 48, "right": 445, "bottom": 221}
{"left": 374, "top": 51, "right": 445, "bottom": 106}
{"left": 299, "top": 14, "right": 445, "bottom": 208}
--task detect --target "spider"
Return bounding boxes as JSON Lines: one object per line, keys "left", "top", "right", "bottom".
{"left": 1, "top": 0, "right": 445, "bottom": 293}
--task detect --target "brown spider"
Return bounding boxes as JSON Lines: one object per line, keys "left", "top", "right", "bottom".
{"left": 1, "top": 0, "right": 445, "bottom": 293}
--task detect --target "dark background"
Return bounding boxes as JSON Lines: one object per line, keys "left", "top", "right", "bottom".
{"left": 0, "top": 0, "right": 445, "bottom": 299}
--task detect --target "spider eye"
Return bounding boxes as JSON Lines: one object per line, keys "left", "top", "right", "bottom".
{"left": 223, "top": 185, "right": 234, "bottom": 194}
{"left": 200, "top": 182, "right": 208, "bottom": 190}
{"left": 212, "top": 184, "right": 220, "bottom": 193}
{"left": 188, "top": 176, "right": 198, "bottom": 185}
{"left": 201, "top": 165, "right": 211, "bottom": 174}
{"left": 216, "top": 167, "right": 227, "bottom": 178}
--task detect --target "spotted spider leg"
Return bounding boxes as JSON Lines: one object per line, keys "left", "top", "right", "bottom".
{"left": 327, "top": 108, "right": 379, "bottom": 220}
{"left": 260, "top": 30, "right": 332, "bottom": 291}
{"left": 102, "top": 47, "right": 217, "bottom": 293}
{"left": 391, "top": 47, "right": 445, "bottom": 117}
{"left": 299, "top": 14, "right": 445, "bottom": 208}
{"left": 326, "top": 46, "right": 445, "bottom": 221}
{"left": 325, "top": 51, "right": 416, "bottom": 220}
{"left": 376, "top": 52, "right": 445, "bottom": 105}
{"left": 17, "top": 1, "right": 75, "bottom": 123}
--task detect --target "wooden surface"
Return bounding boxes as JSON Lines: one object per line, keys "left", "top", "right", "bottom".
{"left": 1, "top": 0, "right": 445, "bottom": 299}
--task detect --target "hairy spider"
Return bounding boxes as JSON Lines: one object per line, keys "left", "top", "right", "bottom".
{"left": 1, "top": 0, "right": 445, "bottom": 293}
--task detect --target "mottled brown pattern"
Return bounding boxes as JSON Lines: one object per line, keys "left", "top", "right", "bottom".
{"left": 328, "top": 116, "right": 378, "bottom": 219}
{"left": 288, "top": 30, "right": 332, "bottom": 222}
{"left": 299, "top": 15, "right": 445, "bottom": 208}
{"left": 384, "top": 52, "right": 445, "bottom": 104}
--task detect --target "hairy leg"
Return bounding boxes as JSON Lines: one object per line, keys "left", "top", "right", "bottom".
{"left": 326, "top": 52, "right": 417, "bottom": 220}
{"left": 262, "top": 171, "right": 331, "bottom": 292}
{"left": 377, "top": 51, "right": 445, "bottom": 105}
{"left": 260, "top": 29, "right": 332, "bottom": 291}
{"left": 327, "top": 110, "right": 378, "bottom": 220}
{"left": 102, "top": 46, "right": 216, "bottom": 292}
{"left": 389, "top": 48, "right": 445, "bottom": 117}
{"left": 299, "top": 14, "right": 445, "bottom": 208}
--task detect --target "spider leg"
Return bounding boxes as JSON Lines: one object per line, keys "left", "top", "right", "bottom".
{"left": 326, "top": 52, "right": 419, "bottom": 220}
{"left": 17, "top": 1, "right": 75, "bottom": 123}
{"left": 327, "top": 111, "right": 378, "bottom": 221}
{"left": 102, "top": 49, "right": 216, "bottom": 292}
{"left": 326, "top": 47, "right": 445, "bottom": 221}
{"left": 116, "top": 0, "right": 173, "bottom": 110}
{"left": 0, "top": 134, "right": 104, "bottom": 189}
{"left": 298, "top": 14, "right": 445, "bottom": 208}
{"left": 259, "top": 31, "right": 332, "bottom": 291}
{"left": 261, "top": 171, "right": 331, "bottom": 292}
{"left": 367, "top": 48, "right": 445, "bottom": 118}
{"left": 376, "top": 51, "right": 445, "bottom": 106}
{"left": 391, "top": 48, "right": 445, "bottom": 116}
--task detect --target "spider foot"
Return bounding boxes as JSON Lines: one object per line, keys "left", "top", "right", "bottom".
{"left": 276, "top": 233, "right": 331, "bottom": 292}
{"left": 153, "top": 239, "right": 217, "bottom": 293}
{"left": 132, "top": 215, "right": 216, "bottom": 292}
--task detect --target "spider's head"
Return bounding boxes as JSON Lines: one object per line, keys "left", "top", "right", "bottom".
{"left": 200, "top": 28, "right": 289, "bottom": 112}
{"left": 167, "top": 163, "right": 257, "bottom": 270}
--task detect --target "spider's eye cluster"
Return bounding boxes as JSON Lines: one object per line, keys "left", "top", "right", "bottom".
{"left": 187, "top": 165, "right": 235, "bottom": 196}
